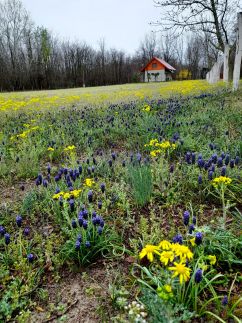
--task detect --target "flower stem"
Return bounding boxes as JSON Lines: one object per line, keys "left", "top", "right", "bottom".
{"left": 221, "top": 186, "right": 226, "bottom": 229}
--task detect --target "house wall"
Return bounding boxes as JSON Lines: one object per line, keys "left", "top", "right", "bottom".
{"left": 146, "top": 59, "right": 165, "bottom": 71}
{"left": 145, "top": 69, "right": 166, "bottom": 82}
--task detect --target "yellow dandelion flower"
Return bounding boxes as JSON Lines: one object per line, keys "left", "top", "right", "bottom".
{"left": 47, "top": 147, "right": 55, "bottom": 152}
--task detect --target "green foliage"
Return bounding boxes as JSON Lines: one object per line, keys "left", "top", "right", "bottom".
{"left": 141, "top": 287, "right": 194, "bottom": 323}
{"left": 61, "top": 225, "right": 121, "bottom": 266}
{"left": 127, "top": 164, "right": 153, "bottom": 207}
{"left": 0, "top": 87, "right": 241, "bottom": 321}
{"left": 203, "top": 228, "right": 242, "bottom": 269}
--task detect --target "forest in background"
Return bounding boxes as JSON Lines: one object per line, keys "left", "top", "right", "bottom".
{"left": 0, "top": 0, "right": 238, "bottom": 91}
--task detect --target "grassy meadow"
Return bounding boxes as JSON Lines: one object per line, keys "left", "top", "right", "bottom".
{"left": 0, "top": 80, "right": 241, "bottom": 322}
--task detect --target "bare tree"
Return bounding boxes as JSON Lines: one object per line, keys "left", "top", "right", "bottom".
{"left": 186, "top": 35, "right": 203, "bottom": 78}
{"left": 153, "top": 0, "right": 241, "bottom": 82}
{"left": 0, "top": 0, "right": 33, "bottom": 89}
{"left": 153, "top": 0, "right": 239, "bottom": 51}
{"left": 137, "top": 32, "right": 158, "bottom": 66}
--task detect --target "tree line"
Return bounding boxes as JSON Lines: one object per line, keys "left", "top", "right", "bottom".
{"left": 0, "top": 0, "right": 237, "bottom": 91}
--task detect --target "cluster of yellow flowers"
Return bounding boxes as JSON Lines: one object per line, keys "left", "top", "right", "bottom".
{"left": 144, "top": 139, "right": 176, "bottom": 157}
{"left": 47, "top": 147, "right": 55, "bottom": 152}
{"left": 0, "top": 80, "right": 226, "bottom": 113}
{"left": 142, "top": 104, "right": 151, "bottom": 112}
{"left": 84, "top": 178, "right": 95, "bottom": 187}
{"left": 212, "top": 176, "right": 232, "bottom": 188}
{"left": 63, "top": 145, "right": 76, "bottom": 152}
{"left": 10, "top": 126, "right": 40, "bottom": 140}
{"left": 52, "top": 178, "right": 95, "bottom": 200}
{"left": 139, "top": 241, "right": 193, "bottom": 284}
{"left": 0, "top": 94, "right": 83, "bottom": 112}
{"left": 52, "top": 188, "right": 82, "bottom": 200}
{"left": 139, "top": 240, "right": 217, "bottom": 285}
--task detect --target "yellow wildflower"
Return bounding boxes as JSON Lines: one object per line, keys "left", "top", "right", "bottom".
{"left": 18, "top": 132, "right": 28, "bottom": 138}
{"left": 84, "top": 178, "right": 95, "bottom": 187}
{"left": 168, "top": 262, "right": 191, "bottom": 284}
{"left": 142, "top": 104, "right": 151, "bottom": 112}
{"left": 47, "top": 147, "right": 55, "bottom": 152}
{"left": 155, "top": 141, "right": 171, "bottom": 149}
{"left": 150, "top": 149, "right": 161, "bottom": 157}
{"left": 172, "top": 244, "right": 193, "bottom": 261}
{"left": 212, "top": 176, "right": 232, "bottom": 188}
{"left": 64, "top": 145, "right": 76, "bottom": 152}
{"left": 189, "top": 238, "right": 196, "bottom": 247}
{"left": 139, "top": 245, "right": 160, "bottom": 262}
{"left": 72, "top": 189, "right": 82, "bottom": 198}
{"left": 52, "top": 192, "right": 64, "bottom": 200}
{"left": 159, "top": 240, "right": 171, "bottom": 250}
{"left": 160, "top": 251, "right": 174, "bottom": 266}
{"left": 207, "top": 255, "right": 216, "bottom": 265}
{"left": 52, "top": 193, "right": 61, "bottom": 200}
{"left": 63, "top": 192, "right": 71, "bottom": 199}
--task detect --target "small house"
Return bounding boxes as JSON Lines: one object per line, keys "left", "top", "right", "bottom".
{"left": 141, "top": 57, "right": 176, "bottom": 82}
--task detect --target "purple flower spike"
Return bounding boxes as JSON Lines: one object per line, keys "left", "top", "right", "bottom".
{"left": 183, "top": 211, "right": 190, "bottom": 226}
{"left": 16, "top": 215, "right": 22, "bottom": 227}
{"left": 4, "top": 233, "right": 10, "bottom": 245}
{"left": 195, "top": 269, "right": 203, "bottom": 283}
{"left": 87, "top": 190, "right": 93, "bottom": 203}
{"left": 27, "top": 253, "right": 34, "bottom": 263}
{"left": 195, "top": 232, "right": 203, "bottom": 245}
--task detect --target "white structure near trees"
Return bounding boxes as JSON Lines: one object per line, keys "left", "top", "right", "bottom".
{"left": 207, "top": 12, "right": 242, "bottom": 90}
{"left": 233, "top": 12, "right": 242, "bottom": 91}
{"left": 223, "top": 44, "right": 230, "bottom": 83}
{"left": 206, "top": 57, "right": 223, "bottom": 84}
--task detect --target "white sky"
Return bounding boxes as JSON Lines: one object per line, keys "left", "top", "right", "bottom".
{"left": 21, "top": 0, "right": 160, "bottom": 54}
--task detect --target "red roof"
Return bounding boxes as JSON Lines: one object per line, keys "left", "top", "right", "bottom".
{"left": 141, "top": 57, "right": 176, "bottom": 72}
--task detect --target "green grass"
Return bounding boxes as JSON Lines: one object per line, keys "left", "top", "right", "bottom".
{"left": 0, "top": 83, "right": 241, "bottom": 322}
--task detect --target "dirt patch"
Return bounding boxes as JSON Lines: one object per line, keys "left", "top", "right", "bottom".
{"left": 0, "top": 179, "right": 34, "bottom": 206}
{"left": 30, "top": 261, "right": 122, "bottom": 323}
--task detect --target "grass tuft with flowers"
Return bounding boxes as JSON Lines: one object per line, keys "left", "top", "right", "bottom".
{"left": 0, "top": 81, "right": 241, "bottom": 322}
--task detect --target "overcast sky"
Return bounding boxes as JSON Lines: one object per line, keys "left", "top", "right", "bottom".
{"left": 21, "top": 0, "right": 160, "bottom": 54}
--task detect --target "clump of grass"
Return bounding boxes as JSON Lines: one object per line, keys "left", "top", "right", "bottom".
{"left": 127, "top": 164, "right": 153, "bottom": 207}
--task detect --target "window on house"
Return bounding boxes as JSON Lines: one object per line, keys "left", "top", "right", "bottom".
{"left": 152, "top": 63, "right": 157, "bottom": 68}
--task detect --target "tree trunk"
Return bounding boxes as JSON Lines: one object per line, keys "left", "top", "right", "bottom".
{"left": 223, "top": 44, "right": 230, "bottom": 82}
{"left": 233, "top": 12, "right": 242, "bottom": 91}
{"left": 206, "top": 58, "right": 223, "bottom": 83}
